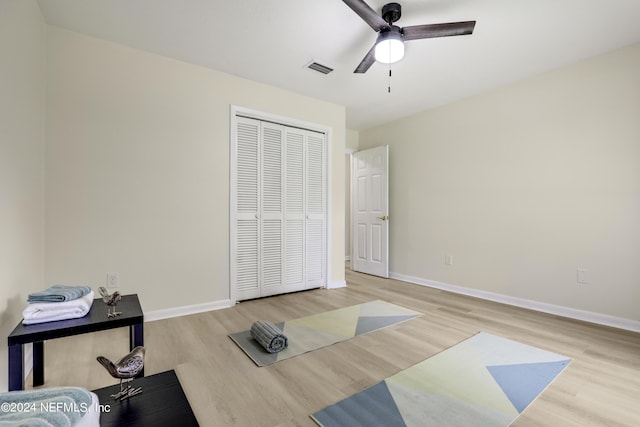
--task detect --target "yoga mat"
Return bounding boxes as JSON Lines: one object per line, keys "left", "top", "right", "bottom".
{"left": 312, "top": 332, "right": 571, "bottom": 427}
{"left": 229, "top": 300, "right": 421, "bottom": 367}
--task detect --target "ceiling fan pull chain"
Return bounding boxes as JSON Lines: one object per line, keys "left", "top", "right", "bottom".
{"left": 388, "top": 65, "right": 392, "bottom": 93}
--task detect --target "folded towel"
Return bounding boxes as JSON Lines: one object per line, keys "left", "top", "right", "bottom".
{"left": 0, "top": 386, "right": 94, "bottom": 427}
{"left": 28, "top": 285, "right": 92, "bottom": 303}
{"left": 250, "top": 320, "right": 288, "bottom": 353}
{"left": 22, "top": 291, "right": 94, "bottom": 325}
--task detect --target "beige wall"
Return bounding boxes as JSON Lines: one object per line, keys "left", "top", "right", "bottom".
{"left": 359, "top": 43, "right": 640, "bottom": 322}
{"left": 45, "top": 27, "right": 345, "bottom": 312}
{"left": 0, "top": 0, "right": 46, "bottom": 391}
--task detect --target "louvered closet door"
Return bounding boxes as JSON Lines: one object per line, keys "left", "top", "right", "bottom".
{"left": 234, "top": 118, "right": 285, "bottom": 300}
{"left": 284, "top": 129, "right": 305, "bottom": 292}
{"left": 284, "top": 129, "right": 326, "bottom": 291}
{"left": 259, "top": 122, "right": 285, "bottom": 297}
{"left": 305, "top": 131, "right": 326, "bottom": 288}
{"left": 235, "top": 117, "right": 261, "bottom": 300}
{"left": 233, "top": 114, "right": 326, "bottom": 301}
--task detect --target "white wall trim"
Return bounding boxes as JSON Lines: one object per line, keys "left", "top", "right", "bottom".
{"left": 390, "top": 272, "right": 640, "bottom": 333}
{"left": 145, "top": 299, "right": 233, "bottom": 322}
{"left": 327, "top": 279, "right": 347, "bottom": 289}
{"left": 325, "top": 124, "right": 335, "bottom": 296}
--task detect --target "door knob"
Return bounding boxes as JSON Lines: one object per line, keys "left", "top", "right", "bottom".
{"left": 377, "top": 215, "right": 389, "bottom": 221}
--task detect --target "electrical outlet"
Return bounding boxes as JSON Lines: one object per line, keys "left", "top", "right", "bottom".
{"left": 445, "top": 255, "right": 454, "bottom": 266}
{"left": 107, "top": 272, "right": 119, "bottom": 289}
{"left": 577, "top": 268, "right": 588, "bottom": 284}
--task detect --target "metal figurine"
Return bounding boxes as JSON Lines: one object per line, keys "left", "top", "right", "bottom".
{"left": 97, "top": 346, "right": 145, "bottom": 400}
{"left": 98, "top": 286, "right": 122, "bottom": 318}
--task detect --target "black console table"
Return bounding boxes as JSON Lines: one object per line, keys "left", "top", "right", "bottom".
{"left": 7, "top": 294, "right": 144, "bottom": 391}
{"left": 93, "top": 370, "right": 199, "bottom": 426}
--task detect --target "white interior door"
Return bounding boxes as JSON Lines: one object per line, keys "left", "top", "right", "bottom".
{"left": 352, "top": 145, "right": 389, "bottom": 277}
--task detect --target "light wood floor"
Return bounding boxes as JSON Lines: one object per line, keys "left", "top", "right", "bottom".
{"left": 31, "top": 268, "right": 640, "bottom": 426}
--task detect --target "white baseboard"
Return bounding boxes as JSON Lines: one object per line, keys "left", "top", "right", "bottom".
{"left": 390, "top": 272, "right": 640, "bottom": 333}
{"left": 327, "top": 279, "right": 347, "bottom": 289}
{"left": 145, "top": 299, "right": 233, "bottom": 322}
{"left": 16, "top": 301, "right": 232, "bottom": 382}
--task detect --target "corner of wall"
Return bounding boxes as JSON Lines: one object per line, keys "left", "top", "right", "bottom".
{"left": 0, "top": 0, "right": 47, "bottom": 392}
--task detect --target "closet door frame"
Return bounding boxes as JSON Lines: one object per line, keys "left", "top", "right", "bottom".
{"left": 230, "top": 105, "right": 332, "bottom": 304}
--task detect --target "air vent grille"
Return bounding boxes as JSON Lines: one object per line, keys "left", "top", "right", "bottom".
{"left": 307, "top": 61, "right": 334, "bottom": 75}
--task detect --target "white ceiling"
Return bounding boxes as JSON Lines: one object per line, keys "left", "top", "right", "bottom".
{"left": 37, "top": 0, "right": 640, "bottom": 130}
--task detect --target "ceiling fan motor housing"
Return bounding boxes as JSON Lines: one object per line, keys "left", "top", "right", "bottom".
{"left": 377, "top": 25, "right": 404, "bottom": 43}
{"left": 382, "top": 2, "right": 402, "bottom": 25}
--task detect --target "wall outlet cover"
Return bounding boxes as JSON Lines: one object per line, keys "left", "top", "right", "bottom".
{"left": 107, "top": 272, "right": 119, "bottom": 289}
{"left": 577, "top": 268, "right": 588, "bottom": 284}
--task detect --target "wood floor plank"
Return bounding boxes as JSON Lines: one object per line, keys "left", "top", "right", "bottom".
{"left": 29, "top": 268, "right": 640, "bottom": 426}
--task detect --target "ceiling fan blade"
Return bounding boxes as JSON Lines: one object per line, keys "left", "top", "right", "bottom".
{"left": 342, "top": 0, "right": 387, "bottom": 31}
{"left": 354, "top": 44, "right": 376, "bottom": 73}
{"left": 402, "top": 21, "right": 476, "bottom": 41}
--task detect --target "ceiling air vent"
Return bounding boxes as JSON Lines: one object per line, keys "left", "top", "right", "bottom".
{"left": 306, "top": 61, "right": 334, "bottom": 75}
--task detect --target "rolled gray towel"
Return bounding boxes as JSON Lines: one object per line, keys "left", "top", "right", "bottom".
{"left": 250, "top": 320, "right": 288, "bottom": 353}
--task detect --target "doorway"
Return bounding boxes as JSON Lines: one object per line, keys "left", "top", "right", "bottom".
{"left": 351, "top": 145, "right": 389, "bottom": 278}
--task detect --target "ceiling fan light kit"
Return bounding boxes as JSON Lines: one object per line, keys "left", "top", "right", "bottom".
{"left": 374, "top": 27, "right": 404, "bottom": 64}
{"left": 342, "top": 0, "right": 476, "bottom": 73}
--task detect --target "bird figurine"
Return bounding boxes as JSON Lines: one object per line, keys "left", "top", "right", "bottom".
{"left": 97, "top": 346, "right": 145, "bottom": 400}
{"left": 98, "top": 286, "right": 122, "bottom": 318}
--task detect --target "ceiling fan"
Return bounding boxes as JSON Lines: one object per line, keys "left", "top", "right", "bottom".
{"left": 342, "top": 0, "right": 476, "bottom": 73}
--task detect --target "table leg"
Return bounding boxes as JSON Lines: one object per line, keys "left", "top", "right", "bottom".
{"left": 8, "top": 344, "right": 24, "bottom": 391}
{"left": 33, "top": 341, "right": 44, "bottom": 387}
{"left": 130, "top": 322, "right": 144, "bottom": 377}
